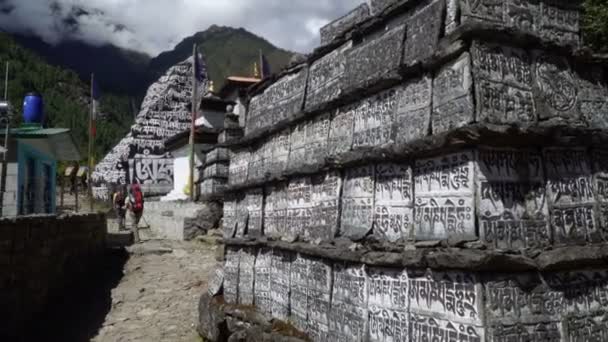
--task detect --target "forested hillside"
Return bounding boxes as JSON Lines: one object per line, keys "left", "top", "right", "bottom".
{"left": 0, "top": 32, "right": 133, "bottom": 161}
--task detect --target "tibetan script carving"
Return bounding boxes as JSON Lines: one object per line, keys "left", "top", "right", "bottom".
{"left": 269, "top": 129, "right": 290, "bottom": 175}
{"left": 224, "top": 247, "right": 240, "bottom": 304}
{"left": 286, "top": 177, "right": 313, "bottom": 240}
{"left": 343, "top": 24, "right": 405, "bottom": 92}
{"left": 368, "top": 267, "right": 408, "bottom": 310}
{"left": 263, "top": 183, "right": 288, "bottom": 238}
{"left": 352, "top": 87, "right": 399, "bottom": 149}
{"left": 271, "top": 250, "right": 291, "bottom": 321}
{"left": 471, "top": 41, "right": 536, "bottom": 124}
{"left": 246, "top": 68, "right": 308, "bottom": 135}
{"left": 254, "top": 248, "right": 272, "bottom": 315}
{"left": 287, "top": 122, "right": 307, "bottom": 171}
{"left": 544, "top": 148, "right": 598, "bottom": 244}
{"left": 432, "top": 53, "right": 475, "bottom": 134}
{"left": 341, "top": 165, "right": 376, "bottom": 240}
{"left": 208, "top": 266, "right": 224, "bottom": 297}
{"left": 307, "top": 42, "right": 352, "bottom": 110}
{"left": 305, "top": 113, "right": 331, "bottom": 167}
{"left": 369, "top": 307, "right": 408, "bottom": 342}
{"left": 320, "top": 5, "right": 369, "bottom": 45}
{"left": 395, "top": 75, "right": 432, "bottom": 144}
{"left": 245, "top": 189, "right": 264, "bottom": 237}
{"left": 410, "top": 314, "right": 485, "bottom": 342}
{"left": 328, "top": 106, "right": 355, "bottom": 157}
{"left": 408, "top": 270, "right": 483, "bottom": 325}
{"left": 533, "top": 52, "right": 580, "bottom": 121}
{"left": 403, "top": 0, "right": 445, "bottom": 66}
{"left": 374, "top": 164, "right": 413, "bottom": 242}
{"left": 577, "top": 64, "right": 608, "bottom": 129}
{"left": 307, "top": 172, "right": 342, "bottom": 241}
{"left": 290, "top": 254, "right": 308, "bottom": 331}
{"left": 223, "top": 195, "right": 237, "bottom": 239}
{"left": 477, "top": 148, "right": 550, "bottom": 250}
{"left": 228, "top": 149, "right": 250, "bottom": 186}
{"left": 592, "top": 150, "right": 608, "bottom": 240}
{"left": 238, "top": 248, "right": 256, "bottom": 306}
{"left": 414, "top": 151, "right": 476, "bottom": 240}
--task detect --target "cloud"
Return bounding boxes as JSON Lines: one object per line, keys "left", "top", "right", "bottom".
{"left": 0, "top": 0, "right": 362, "bottom": 56}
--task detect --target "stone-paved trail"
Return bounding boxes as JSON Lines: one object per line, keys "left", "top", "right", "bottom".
{"left": 92, "top": 239, "right": 219, "bottom": 342}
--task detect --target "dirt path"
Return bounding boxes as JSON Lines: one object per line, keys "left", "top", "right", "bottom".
{"left": 92, "top": 239, "right": 219, "bottom": 342}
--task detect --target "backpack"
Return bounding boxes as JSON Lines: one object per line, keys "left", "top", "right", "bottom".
{"left": 132, "top": 186, "right": 144, "bottom": 212}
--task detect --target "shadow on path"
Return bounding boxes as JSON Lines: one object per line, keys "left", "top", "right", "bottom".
{"left": 21, "top": 248, "right": 129, "bottom": 342}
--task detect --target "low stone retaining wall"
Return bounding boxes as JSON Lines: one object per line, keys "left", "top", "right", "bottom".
{"left": 144, "top": 201, "right": 222, "bottom": 240}
{"left": 0, "top": 213, "right": 107, "bottom": 338}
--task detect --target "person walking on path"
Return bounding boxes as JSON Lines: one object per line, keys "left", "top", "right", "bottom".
{"left": 127, "top": 183, "right": 144, "bottom": 243}
{"left": 112, "top": 185, "right": 127, "bottom": 231}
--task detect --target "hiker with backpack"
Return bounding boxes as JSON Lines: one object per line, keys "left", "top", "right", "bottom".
{"left": 127, "top": 183, "right": 144, "bottom": 243}
{"left": 112, "top": 185, "right": 127, "bottom": 231}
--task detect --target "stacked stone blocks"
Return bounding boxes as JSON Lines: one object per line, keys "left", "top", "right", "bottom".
{"left": 206, "top": 0, "right": 608, "bottom": 341}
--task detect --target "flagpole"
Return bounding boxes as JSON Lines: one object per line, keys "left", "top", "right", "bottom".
{"left": 88, "top": 73, "right": 94, "bottom": 212}
{"left": 188, "top": 44, "right": 198, "bottom": 201}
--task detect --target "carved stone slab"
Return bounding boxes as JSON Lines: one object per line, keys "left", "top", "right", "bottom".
{"left": 235, "top": 193, "right": 249, "bottom": 238}
{"left": 286, "top": 177, "right": 313, "bottom": 240}
{"left": 271, "top": 250, "right": 292, "bottom": 321}
{"left": 374, "top": 163, "right": 414, "bottom": 242}
{"left": 414, "top": 151, "right": 476, "bottom": 240}
{"left": 208, "top": 266, "right": 224, "bottom": 297}
{"left": 307, "top": 43, "right": 352, "bottom": 111}
{"left": 563, "top": 314, "right": 608, "bottom": 341}
{"left": 343, "top": 24, "right": 406, "bottom": 92}
{"left": 329, "top": 302, "right": 368, "bottom": 342}
{"left": 200, "top": 178, "right": 226, "bottom": 196}
{"left": 395, "top": 75, "right": 432, "bottom": 144}
{"left": 370, "top": 0, "right": 401, "bottom": 14}
{"left": 308, "top": 172, "right": 342, "bottom": 241}
{"left": 544, "top": 148, "right": 598, "bottom": 244}
{"left": 307, "top": 258, "right": 332, "bottom": 327}
{"left": 445, "top": 0, "right": 459, "bottom": 34}
{"left": 432, "top": 52, "right": 475, "bottom": 134}
{"left": 263, "top": 183, "right": 288, "bottom": 239}
{"left": 333, "top": 263, "right": 368, "bottom": 308}
{"left": 543, "top": 269, "right": 608, "bottom": 315}
{"left": 471, "top": 41, "right": 536, "bottom": 124}
{"left": 246, "top": 69, "right": 308, "bottom": 135}
{"left": 228, "top": 149, "right": 250, "bottom": 186}
{"left": 287, "top": 122, "right": 307, "bottom": 171}
{"left": 223, "top": 195, "right": 237, "bottom": 239}
{"left": 245, "top": 189, "right": 264, "bottom": 237}
{"left": 224, "top": 247, "right": 240, "bottom": 304}
{"left": 459, "top": 0, "right": 581, "bottom": 48}
{"left": 290, "top": 254, "right": 308, "bottom": 331}
{"left": 577, "top": 65, "right": 608, "bottom": 129}
{"left": 254, "top": 248, "right": 272, "bottom": 315}
{"left": 368, "top": 307, "right": 409, "bottom": 342}
{"left": 408, "top": 269, "right": 484, "bottom": 325}
{"left": 352, "top": 87, "right": 399, "bottom": 149}
{"left": 592, "top": 150, "right": 608, "bottom": 240}
{"left": 238, "top": 248, "right": 256, "bottom": 306}
{"left": 367, "top": 267, "right": 408, "bottom": 310}
{"left": 533, "top": 52, "right": 580, "bottom": 122}
{"left": 341, "top": 165, "right": 376, "bottom": 240}
{"left": 403, "top": 0, "right": 445, "bottom": 66}
{"left": 304, "top": 113, "right": 331, "bottom": 167}
{"left": 269, "top": 129, "right": 290, "bottom": 175}
{"left": 203, "top": 163, "right": 228, "bottom": 179}
{"left": 320, "top": 4, "right": 369, "bottom": 45}
{"left": 328, "top": 106, "right": 355, "bottom": 158}
{"left": 204, "top": 148, "right": 229, "bottom": 165}
{"left": 409, "top": 314, "right": 486, "bottom": 342}
{"left": 248, "top": 142, "right": 267, "bottom": 182}
{"left": 487, "top": 322, "right": 561, "bottom": 342}
{"left": 330, "top": 263, "right": 368, "bottom": 342}
{"left": 477, "top": 148, "right": 550, "bottom": 250}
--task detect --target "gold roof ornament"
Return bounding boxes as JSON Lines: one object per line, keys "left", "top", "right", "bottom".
{"left": 208, "top": 80, "right": 215, "bottom": 92}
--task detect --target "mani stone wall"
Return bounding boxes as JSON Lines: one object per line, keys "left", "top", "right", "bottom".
{"left": 92, "top": 55, "right": 209, "bottom": 199}
{"left": 199, "top": 0, "right": 608, "bottom": 341}
{"left": 0, "top": 213, "right": 107, "bottom": 338}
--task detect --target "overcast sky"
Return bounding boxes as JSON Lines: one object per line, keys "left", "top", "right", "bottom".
{"left": 0, "top": 0, "right": 362, "bottom": 56}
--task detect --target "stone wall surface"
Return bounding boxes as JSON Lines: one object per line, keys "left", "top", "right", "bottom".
{"left": 199, "top": 0, "right": 608, "bottom": 341}
{"left": 0, "top": 213, "right": 106, "bottom": 337}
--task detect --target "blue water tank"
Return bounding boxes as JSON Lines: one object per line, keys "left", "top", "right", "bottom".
{"left": 23, "top": 92, "right": 44, "bottom": 124}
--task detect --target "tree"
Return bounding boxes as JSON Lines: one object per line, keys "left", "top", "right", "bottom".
{"left": 584, "top": 0, "right": 608, "bottom": 53}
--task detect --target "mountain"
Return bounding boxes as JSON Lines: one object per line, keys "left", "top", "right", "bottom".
{"left": 149, "top": 25, "right": 295, "bottom": 89}
{"left": 13, "top": 25, "right": 295, "bottom": 98}
{"left": 0, "top": 32, "right": 133, "bottom": 161}
{"left": 13, "top": 35, "right": 151, "bottom": 96}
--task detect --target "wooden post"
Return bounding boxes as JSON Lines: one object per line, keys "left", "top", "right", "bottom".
{"left": 88, "top": 73, "right": 94, "bottom": 212}
{"left": 188, "top": 44, "right": 198, "bottom": 201}
{"left": 60, "top": 177, "right": 64, "bottom": 208}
